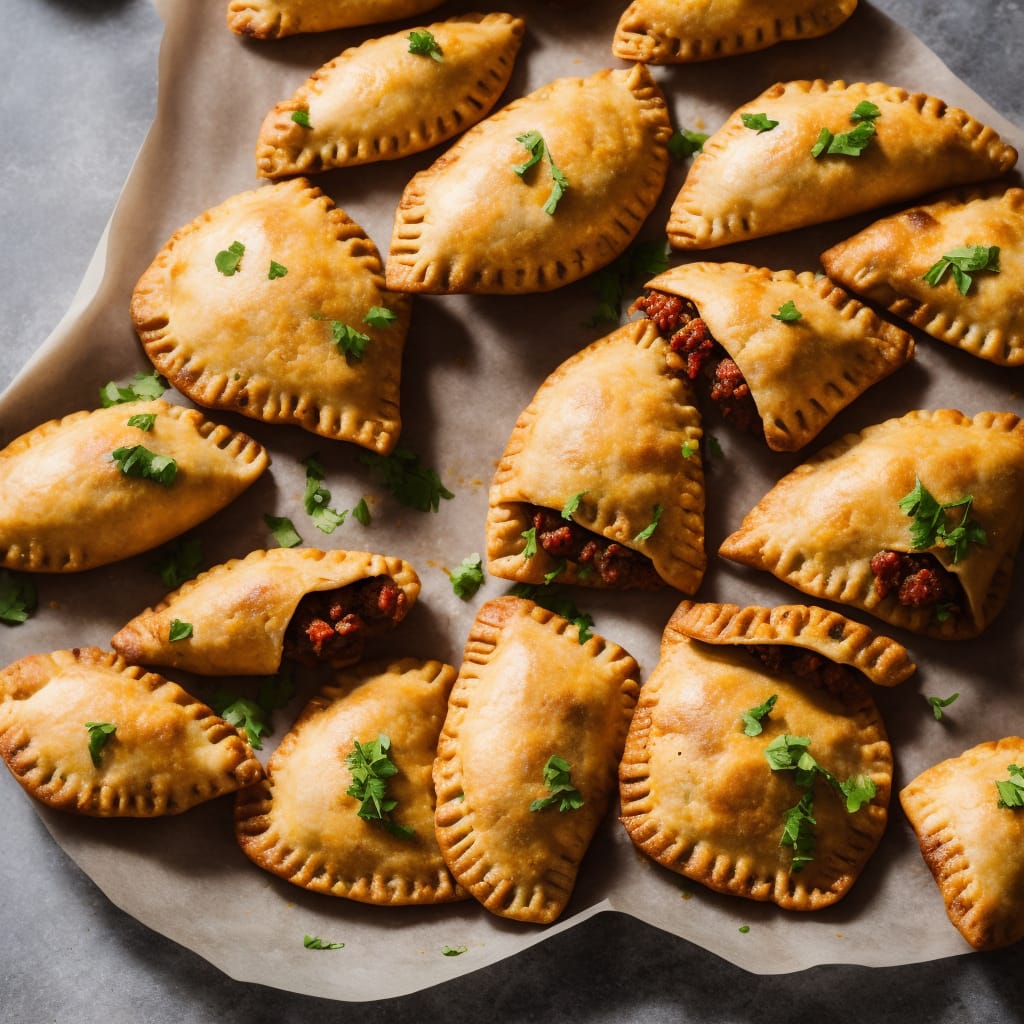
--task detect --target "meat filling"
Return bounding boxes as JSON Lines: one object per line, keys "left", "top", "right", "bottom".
{"left": 745, "top": 643, "right": 853, "bottom": 694}
{"left": 283, "top": 575, "right": 408, "bottom": 667}
{"left": 870, "top": 550, "right": 963, "bottom": 613}
{"left": 528, "top": 506, "right": 662, "bottom": 589}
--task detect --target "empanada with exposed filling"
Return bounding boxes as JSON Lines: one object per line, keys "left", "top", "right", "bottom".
{"left": 387, "top": 65, "right": 671, "bottom": 294}
{"left": 433, "top": 597, "right": 640, "bottom": 923}
{"left": 131, "top": 178, "right": 409, "bottom": 453}
{"left": 719, "top": 409, "right": 1024, "bottom": 638}
{"left": 227, "top": 0, "right": 444, "bottom": 38}
{"left": 0, "top": 647, "right": 263, "bottom": 816}
{"left": 486, "top": 320, "right": 705, "bottom": 592}
{"left": 0, "top": 399, "right": 267, "bottom": 573}
{"left": 256, "top": 13, "right": 525, "bottom": 178}
{"left": 619, "top": 600, "right": 894, "bottom": 909}
{"left": 613, "top": 0, "right": 858, "bottom": 64}
{"left": 667, "top": 79, "right": 1017, "bottom": 250}
{"left": 900, "top": 737, "right": 1024, "bottom": 951}
{"left": 634, "top": 262, "right": 914, "bottom": 451}
{"left": 235, "top": 658, "right": 466, "bottom": 905}
{"left": 822, "top": 185, "right": 1024, "bottom": 366}
{"left": 111, "top": 547, "right": 420, "bottom": 675}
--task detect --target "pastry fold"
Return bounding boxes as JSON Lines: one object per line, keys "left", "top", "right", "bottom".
{"left": 227, "top": 0, "right": 444, "bottom": 38}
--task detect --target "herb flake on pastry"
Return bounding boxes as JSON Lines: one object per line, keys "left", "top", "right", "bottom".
{"left": 131, "top": 178, "right": 409, "bottom": 453}
{"left": 0, "top": 399, "right": 268, "bottom": 573}
{"left": 227, "top": 0, "right": 444, "bottom": 38}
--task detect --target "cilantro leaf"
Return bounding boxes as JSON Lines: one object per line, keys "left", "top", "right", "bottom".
{"left": 408, "top": 29, "right": 443, "bottom": 61}
{"left": 303, "top": 935, "right": 345, "bottom": 950}
{"left": 780, "top": 790, "right": 816, "bottom": 871}
{"left": 352, "top": 497, "right": 372, "bottom": 527}
{"left": 996, "top": 764, "right": 1024, "bottom": 809}
{"left": 111, "top": 445, "right": 178, "bottom": 487}
{"left": 268, "top": 260, "right": 288, "bottom": 280}
{"left": 740, "top": 694, "right": 777, "bottom": 737}
{"left": 771, "top": 299, "right": 802, "bottom": 322}
{"left": 329, "top": 320, "right": 371, "bottom": 363}
{"left": 521, "top": 526, "right": 538, "bottom": 558}
{"left": 927, "top": 692, "right": 960, "bottom": 721}
{"left": 302, "top": 454, "right": 348, "bottom": 534}
{"left": 364, "top": 306, "right": 397, "bottom": 328}
{"left": 706, "top": 435, "right": 724, "bottom": 459}
{"left": 346, "top": 734, "right": 414, "bottom": 838}
{"left": 811, "top": 120, "right": 875, "bottom": 158}
{"left": 741, "top": 112, "right": 779, "bottom": 133}
{"left": 529, "top": 754, "right": 584, "bottom": 812}
{"left": 358, "top": 444, "right": 454, "bottom": 513}
{"left": 168, "top": 618, "right": 193, "bottom": 642}
{"left": 0, "top": 570, "right": 37, "bottom": 625}
{"left": 634, "top": 503, "right": 663, "bottom": 543}
{"left": 586, "top": 237, "right": 670, "bottom": 326}
{"left": 84, "top": 721, "right": 116, "bottom": 768}
{"left": 450, "top": 553, "right": 485, "bottom": 601}
{"left": 681, "top": 440, "right": 697, "bottom": 459}
{"left": 149, "top": 537, "right": 204, "bottom": 589}
{"left": 897, "top": 478, "right": 987, "bottom": 562}
{"left": 764, "top": 733, "right": 811, "bottom": 771}
{"left": 561, "top": 490, "right": 587, "bottom": 520}
{"left": 509, "top": 583, "right": 593, "bottom": 644}
{"left": 442, "top": 945, "right": 468, "bottom": 957}
{"left": 291, "top": 109, "right": 311, "bottom": 128}
{"left": 668, "top": 128, "right": 708, "bottom": 160}
{"left": 215, "top": 240, "right": 245, "bottom": 276}
{"left": 99, "top": 371, "right": 168, "bottom": 407}
{"left": 513, "top": 130, "right": 569, "bottom": 215}
{"left": 126, "top": 412, "right": 156, "bottom": 431}
{"left": 838, "top": 775, "right": 878, "bottom": 814}
{"left": 922, "top": 245, "right": 1000, "bottom": 295}
{"left": 264, "top": 513, "right": 302, "bottom": 548}
{"left": 850, "top": 100, "right": 882, "bottom": 122}
{"left": 543, "top": 560, "right": 566, "bottom": 585}
{"left": 211, "top": 693, "right": 271, "bottom": 749}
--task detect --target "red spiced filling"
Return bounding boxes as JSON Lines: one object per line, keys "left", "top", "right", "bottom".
{"left": 869, "top": 550, "right": 963, "bottom": 613}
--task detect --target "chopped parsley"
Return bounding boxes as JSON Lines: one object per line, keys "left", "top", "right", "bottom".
{"left": 922, "top": 245, "right": 1000, "bottom": 295}
{"left": 586, "top": 237, "right": 669, "bottom": 326}
{"left": 168, "top": 618, "right": 193, "bottom": 642}
{"left": 927, "top": 692, "right": 960, "bottom": 721}
{"left": 811, "top": 121, "right": 876, "bottom": 158}
{"left": 364, "top": 305, "right": 398, "bottom": 328}
{"left": 264, "top": 513, "right": 302, "bottom": 548}
{"left": 358, "top": 444, "right": 454, "bottom": 513}
{"left": 302, "top": 454, "right": 348, "bottom": 534}
{"left": 851, "top": 100, "right": 882, "bottom": 123}
{"left": 996, "top": 764, "right": 1024, "bottom": 809}
{"left": 450, "top": 554, "right": 485, "bottom": 601}
{"left": 681, "top": 440, "right": 698, "bottom": 459}
{"left": 740, "top": 693, "right": 777, "bottom": 737}
{"left": 303, "top": 935, "right": 344, "bottom": 950}
{"left": 268, "top": 260, "right": 288, "bottom": 280}
{"left": 408, "top": 29, "right": 443, "bottom": 61}
{"left": 706, "top": 435, "right": 724, "bottom": 459}
{"left": 543, "top": 560, "right": 566, "bottom": 585}
{"left": 111, "top": 445, "right": 178, "bottom": 487}
{"left": 738, "top": 925, "right": 751, "bottom": 934}
{"left": 346, "top": 734, "right": 414, "bottom": 839}
{"left": 509, "top": 583, "right": 593, "bottom": 644}
{"left": 99, "top": 370, "right": 167, "bottom": 407}
{"left": 0, "top": 570, "right": 37, "bottom": 625}
{"left": 521, "top": 526, "right": 538, "bottom": 558}
{"left": 352, "top": 497, "right": 372, "bottom": 527}
{"left": 513, "top": 130, "right": 568, "bottom": 215}
{"left": 741, "top": 112, "right": 779, "bottom": 133}
{"left": 780, "top": 790, "right": 817, "bottom": 870}
{"left": 668, "top": 127, "right": 708, "bottom": 160}
{"left": 126, "top": 412, "right": 156, "bottom": 431}
{"left": 634, "top": 504, "right": 663, "bottom": 543}
{"left": 211, "top": 668, "right": 293, "bottom": 750}
{"left": 290, "top": 109, "right": 312, "bottom": 128}
{"left": 561, "top": 490, "right": 587, "bottom": 520}
{"left": 149, "top": 537, "right": 204, "bottom": 589}
{"left": 529, "top": 755, "right": 584, "bottom": 812}
{"left": 897, "top": 478, "right": 987, "bottom": 563}
{"left": 215, "top": 240, "right": 245, "bottom": 276}
{"left": 329, "top": 320, "right": 371, "bottom": 363}
{"left": 838, "top": 774, "right": 879, "bottom": 814}
{"left": 771, "top": 300, "right": 802, "bottom": 322}
{"left": 441, "top": 945, "right": 468, "bottom": 957}
{"left": 84, "top": 721, "right": 116, "bottom": 767}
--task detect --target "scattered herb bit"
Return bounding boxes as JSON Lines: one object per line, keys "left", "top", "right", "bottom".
{"left": 352, "top": 497, "right": 372, "bottom": 527}
{"left": 358, "top": 444, "right": 454, "bottom": 513}
{"left": 215, "top": 240, "right": 245, "bottom": 276}
{"left": 442, "top": 945, "right": 468, "bottom": 957}
{"left": 741, "top": 112, "right": 779, "bottom": 133}
{"left": 850, "top": 100, "right": 882, "bottom": 123}
{"left": 521, "top": 526, "right": 538, "bottom": 558}
{"left": 268, "top": 260, "right": 288, "bottom": 280}
{"left": 168, "top": 618, "right": 193, "bottom": 642}
{"left": 264, "top": 513, "right": 303, "bottom": 548}
{"left": 99, "top": 370, "right": 168, "bottom": 407}
{"left": 634, "top": 504, "right": 663, "bottom": 543}
{"left": 303, "top": 935, "right": 344, "bottom": 950}
{"left": 681, "top": 440, "right": 697, "bottom": 459}
{"left": 543, "top": 560, "right": 567, "bottom": 585}
{"left": 922, "top": 245, "right": 1000, "bottom": 296}
{"left": 772, "top": 299, "right": 803, "bottom": 322}
{"left": 927, "top": 692, "right": 960, "bottom": 721}
{"left": 450, "top": 554, "right": 485, "bottom": 601}
{"left": 364, "top": 305, "right": 397, "bottom": 328}
{"left": 149, "top": 537, "right": 204, "bottom": 589}
{"left": 111, "top": 445, "right": 178, "bottom": 487}
{"left": 513, "top": 130, "right": 569, "bottom": 215}
{"left": 346, "top": 734, "right": 414, "bottom": 839}
{"left": 838, "top": 775, "right": 878, "bottom": 814}
{"left": 126, "top": 412, "right": 156, "bottom": 431}
{"left": 586, "top": 237, "right": 669, "bottom": 326}
{"left": 211, "top": 694, "right": 271, "bottom": 749}
{"left": 529, "top": 754, "right": 584, "bottom": 812}
{"left": 996, "top": 764, "right": 1024, "bottom": 809}
{"left": 738, "top": 925, "right": 751, "bottom": 934}
{"left": 706, "top": 435, "right": 724, "bottom": 458}
{"left": 811, "top": 120, "right": 875, "bottom": 158}
{"left": 84, "top": 721, "right": 116, "bottom": 768}
{"left": 780, "top": 790, "right": 817, "bottom": 870}
{"left": 668, "top": 127, "right": 708, "bottom": 160}
{"left": 291, "top": 109, "right": 312, "bottom": 128}
{"left": 897, "top": 478, "right": 987, "bottom": 563}
{"left": 408, "top": 29, "right": 443, "bottom": 61}
{"left": 0, "top": 570, "right": 37, "bottom": 625}
{"left": 740, "top": 694, "right": 777, "bottom": 737}
{"left": 510, "top": 583, "right": 593, "bottom": 644}
{"left": 561, "top": 490, "right": 587, "bottom": 520}
{"left": 329, "top": 320, "right": 371, "bottom": 363}
{"left": 302, "top": 454, "right": 348, "bottom": 534}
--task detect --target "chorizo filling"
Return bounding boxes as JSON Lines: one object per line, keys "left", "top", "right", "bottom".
{"left": 631, "top": 290, "right": 760, "bottom": 435}
{"left": 525, "top": 505, "right": 662, "bottom": 588}
{"left": 869, "top": 550, "right": 964, "bottom": 615}
{"left": 283, "top": 575, "right": 409, "bottom": 667}
{"left": 744, "top": 643, "right": 854, "bottom": 696}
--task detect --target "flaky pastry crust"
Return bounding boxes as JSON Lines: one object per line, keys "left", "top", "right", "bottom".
{"left": 227, "top": 0, "right": 444, "bottom": 38}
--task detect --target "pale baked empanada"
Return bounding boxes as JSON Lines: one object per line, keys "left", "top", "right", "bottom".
{"left": 387, "top": 65, "right": 672, "bottom": 294}
{"left": 0, "top": 399, "right": 268, "bottom": 573}
{"left": 613, "top": 0, "right": 858, "bottom": 64}
{"left": 256, "top": 13, "right": 525, "bottom": 178}
{"left": 619, "top": 601, "right": 893, "bottom": 909}
{"left": 235, "top": 658, "right": 465, "bottom": 905}
{"left": 719, "top": 409, "right": 1024, "bottom": 638}
{"left": 0, "top": 647, "right": 263, "bottom": 816}
{"left": 667, "top": 80, "right": 1017, "bottom": 250}
{"left": 822, "top": 185, "right": 1024, "bottom": 366}
{"left": 227, "top": 0, "right": 444, "bottom": 38}
{"left": 634, "top": 262, "right": 914, "bottom": 451}
{"left": 434, "top": 597, "right": 640, "bottom": 923}
{"left": 111, "top": 547, "right": 420, "bottom": 675}
{"left": 486, "top": 320, "right": 705, "bottom": 592}
{"left": 901, "top": 737, "right": 1024, "bottom": 950}
{"left": 131, "top": 178, "right": 409, "bottom": 453}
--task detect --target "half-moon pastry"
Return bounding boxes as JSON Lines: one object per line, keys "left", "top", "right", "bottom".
{"left": 900, "top": 737, "right": 1024, "bottom": 950}
{"left": 0, "top": 647, "right": 263, "bottom": 816}
{"left": 227, "top": 0, "right": 444, "bottom": 38}
{"left": 387, "top": 65, "right": 672, "bottom": 294}
{"left": 0, "top": 399, "right": 268, "bottom": 573}
{"left": 111, "top": 547, "right": 420, "bottom": 675}
{"left": 719, "top": 409, "right": 1024, "bottom": 638}
{"left": 822, "top": 185, "right": 1024, "bottom": 366}
{"left": 433, "top": 597, "right": 640, "bottom": 923}
{"left": 613, "top": 0, "right": 858, "bottom": 64}
{"left": 235, "top": 657, "right": 465, "bottom": 905}
{"left": 634, "top": 262, "right": 914, "bottom": 451}
{"left": 486, "top": 319, "right": 705, "bottom": 592}
{"left": 131, "top": 178, "right": 409, "bottom": 453}
{"left": 256, "top": 13, "right": 525, "bottom": 178}
{"left": 667, "top": 79, "right": 1017, "bottom": 250}
{"left": 619, "top": 600, "right": 894, "bottom": 909}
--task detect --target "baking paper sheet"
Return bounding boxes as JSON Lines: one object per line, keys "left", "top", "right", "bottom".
{"left": 2, "top": 0, "right": 1023, "bottom": 1001}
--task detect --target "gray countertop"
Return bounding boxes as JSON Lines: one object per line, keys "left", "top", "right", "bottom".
{"left": 2, "top": 2, "right": 1023, "bottom": 1021}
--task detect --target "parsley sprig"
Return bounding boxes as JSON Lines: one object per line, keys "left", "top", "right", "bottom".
{"left": 586, "top": 238, "right": 669, "bottom": 326}
{"left": 408, "top": 29, "right": 443, "bottom": 61}
{"left": 996, "top": 764, "right": 1024, "bottom": 808}
{"left": 304, "top": 935, "right": 344, "bottom": 950}
{"left": 513, "top": 130, "right": 569, "bottom": 215}
{"left": 346, "top": 734, "right": 414, "bottom": 838}
{"left": 529, "top": 755, "right": 584, "bottom": 812}
{"left": 99, "top": 371, "right": 168, "bottom": 407}
{"left": 510, "top": 583, "right": 594, "bottom": 644}
{"left": 740, "top": 694, "right": 777, "bottom": 737}
{"left": 927, "top": 692, "right": 960, "bottom": 721}
{"left": 149, "top": 537, "right": 204, "bottom": 589}
{"left": 111, "top": 445, "right": 178, "bottom": 487}
{"left": 450, "top": 554, "right": 485, "bottom": 601}
{"left": 0, "top": 570, "right": 37, "bottom": 625}
{"left": 897, "top": 478, "right": 987, "bottom": 563}
{"left": 215, "top": 240, "right": 245, "bottom": 276}
{"left": 811, "top": 101, "right": 880, "bottom": 159}
{"left": 741, "top": 112, "right": 779, "bottom": 133}
{"left": 358, "top": 444, "right": 454, "bottom": 513}
{"left": 211, "top": 668, "right": 294, "bottom": 750}
{"left": 302, "top": 454, "right": 348, "bottom": 534}
{"left": 633, "top": 504, "right": 663, "bottom": 543}
{"left": 923, "top": 245, "right": 1000, "bottom": 295}
{"left": 84, "top": 722, "right": 116, "bottom": 767}
{"left": 667, "top": 127, "right": 708, "bottom": 161}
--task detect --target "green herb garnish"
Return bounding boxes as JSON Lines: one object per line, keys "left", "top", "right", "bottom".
{"left": 358, "top": 444, "right": 454, "bottom": 513}
{"left": 303, "top": 935, "right": 344, "bottom": 950}
{"left": 529, "top": 755, "right": 584, "bottom": 812}
{"left": 346, "top": 734, "right": 414, "bottom": 839}
{"left": 84, "top": 722, "right": 116, "bottom": 767}
{"left": 741, "top": 112, "right": 779, "bottom": 133}
{"left": 126, "top": 412, "right": 156, "bottom": 431}
{"left": 264, "top": 513, "right": 303, "bottom": 548}
{"left": 328, "top": 320, "right": 371, "bottom": 363}
{"left": 927, "top": 692, "right": 960, "bottom": 721}
{"left": 408, "top": 29, "right": 443, "bottom": 62}
{"left": 897, "top": 478, "right": 987, "bottom": 562}
{"left": 850, "top": 100, "right": 882, "bottom": 123}
{"left": 668, "top": 128, "right": 708, "bottom": 160}
{"left": 111, "top": 445, "right": 178, "bottom": 487}
{"left": 509, "top": 583, "right": 593, "bottom": 643}
{"left": 352, "top": 497, "right": 372, "bottom": 527}
{"left": 772, "top": 299, "right": 803, "bottom": 322}
{"left": 301, "top": 453, "right": 348, "bottom": 534}
{"left": 780, "top": 790, "right": 817, "bottom": 870}
{"left": 291, "top": 109, "right": 311, "bottom": 128}
{"left": 922, "top": 245, "right": 1000, "bottom": 295}
{"left": 211, "top": 669, "right": 293, "bottom": 751}
{"left": 740, "top": 694, "right": 777, "bottom": 737}
{"left": 0, "top": 570, "right": 37, "bottom": 625}
{"left": 561, "top": 490, "right": 587, "bottom": 520}
{"left": 99, "top": 371, "right": 168, "bottom": 407}
{"left": 168, "top": 618, "right": 193, "bottom": 642}
{"left": 268, "top": 260, "right": 288, "bottom": 280}
{"left": 996, "top": 764, "right": 1024, "bottom": 809}
{"left": 681, "top": 440, "right": 697, "bottom": 459}
{"left": 838, "top": 775, "right": 879, "bottom": 814}
{"left": 811, "top": 120, "right": 876, "bottom": 158}
{"left": 450, "top": 554, "right": 485, "bottom": 601}
{"left": 634, "top": 504, "right": 663, "bottom": 543}
{"left": 442, "top": 945, "right": 468, "bottom": 957}
{"left": 513, "top": 130, "right": 568, "bottom": 215}
{"left": 586, "top": 237, "right": 669, "bottom": 326}
{"left": 364, "top": 306, "right": 397, "bottom": 328}
{"left": 521, "top": 526, "right": 538, "bottom": 558}
{"left": 215, "top": 240, "right": 245, "bottom": 276}
{"left": 149, "top": 537, "right": 204, "bottom": 589}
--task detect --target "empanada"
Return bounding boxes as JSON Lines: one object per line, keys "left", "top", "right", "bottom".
{"left": 619, "top": 600, "right": 894, "bottom": 909}
{"left": 235, "top": 658, "right": 465, "bottom": 905}
{"left": 613, "top": 0, "right": 858, "bottom": 64}
{"left": 900, "top": 737, "right": 1024, "bottom": 950}
{"left": 822, "top": 185, "right": 1024, "bottom": 366}
{"left": 719, "top": 409, "right": 1024, "bottom": 638}
{"left": 131, "top": 178, "right": 409, "bottom": 453}
{"left": 634, "top": 262, "right": 914, "bottom": 451}
{"left": 667, "top": 79, "right": 1017, "bottom": 250}
{"left": 433, "top": 597, "right": 640, "bottom": 923}
{"left": 486, "top": 320, "right": 705, "bottom": 592}
{"left": 0, "top": 399, "right": 268, "bottom": 573}
{"left": 111, "top": 547, "right": 420, "bottom": 675}
{"left": 0, "top": 647, "right": 263, "bottom": 816}
{"left": 256, "top": 13, "right": 525, "bottom": 178}
{"left": 387, "top": 65, "right": 672, "bottom": 294}
{"left": 227, "top": 0, "right": 444, "bottom": 38}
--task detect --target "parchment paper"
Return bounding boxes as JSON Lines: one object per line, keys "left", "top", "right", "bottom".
{"left": 2, "top": 0, "right": 1023, "bottom": 1001}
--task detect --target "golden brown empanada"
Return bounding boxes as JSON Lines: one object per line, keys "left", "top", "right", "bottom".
{"left": 111, "top": 547, "right": 420, "bottom": 675}
{"left": 635, "top": 262, "right": 914, "bottom": 451}
{"left": 486, "top": 320, "right": 705, "bottom": 592}
{"left": 256, "top": 13, "right": 525, "bottom": 178}
{"left": 613, "top": 0, "right": 858, "bottom": 64}
{"left": 0, "top": 399, "right": 268, "bottom": 573}
{"left": 901, "top": 738, "right": 1024, "bottom": 951}
{"left": 619, "top": 601, "right": 893, "bottom": 909}
{"left": 719, "top": 409, "right": 1024, "bottom": 638}
{"left": 387, "top": 65, "right": 672, "bottom": 294}
{"left": 131, "top": 178, "right": 409, "bottom": 453}
{"left": 227, "top": 0, "right": 444, "bottom": 38}
{"left": 0, "top": 647, "right": 263, "bottom": 816}
{"left": 822, "top": 185, "right": 1024, "bottom": 366}
{"left": 235, "top": 657, "right": 465, "bottom": 905}
{"left": 667, "top": 79, "right": 1017, "bottom": 250}
{"left": 434, "top": 597, "right": 640, "bottom": 923}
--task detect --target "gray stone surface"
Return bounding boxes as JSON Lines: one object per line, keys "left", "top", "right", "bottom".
{"left": 2, "top": 2, "right": 1023, "bottom": 1021}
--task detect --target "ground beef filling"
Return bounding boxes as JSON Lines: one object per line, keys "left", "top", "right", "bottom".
{"left": 745, "top": 644, "right": 853, "bottom": 694}
{"left": 869, "top": 550, "right": 963, "bottom": 612}
{"left": 283, "top": 576, "right": 408, "bottom": 667}
{"left": 631, "top": 290, "right": 761, "bottom": 435}
{"left": 528, "top": 506, "right": 662, "bottom": 588}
